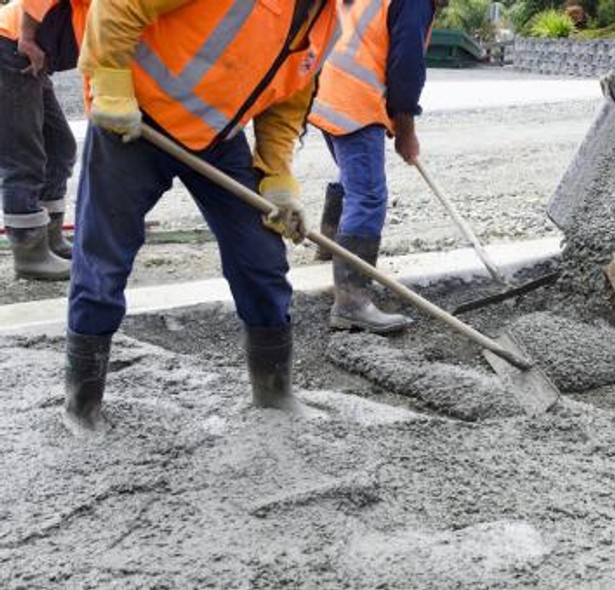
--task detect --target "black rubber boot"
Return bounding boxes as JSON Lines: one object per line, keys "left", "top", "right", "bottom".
{"left": 63, "top": 330, "right": 112, "bottom": 435}
{"left": 6, "top": 224, "right": 71, "bottom": 281}
{"left": 330, "top": 234, "right": 411, "bottom": 334}
{"left": 244, "top": 324, "right": 304, "bottom": 413}
{"left": 315, "top": 182, "right": 344, "bottom": 261}
{"left": 47, "top": 212, "right": 73, "bottom": 259}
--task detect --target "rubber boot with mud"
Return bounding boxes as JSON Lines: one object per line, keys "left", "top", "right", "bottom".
{"left": 5, "top": 224, "right": 71, "bottom": 281}
{"left": 315, "top": 182, "right": 344, "bottom": 261}
{"left": 47, "top": 212, "right": 73, "bottom": 259}
{"left": 330, "top": 234, "right": 411, "bottom": 334}
{"left": 245, "top": 324, "right": 305, "bottom": 413}
{"left": 63, "top": 330, "right": 112, "bottom": 435}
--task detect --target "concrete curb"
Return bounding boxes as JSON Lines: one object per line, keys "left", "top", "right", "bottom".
{"left": 0, "top": 237, "right": 561, "bottom": 335}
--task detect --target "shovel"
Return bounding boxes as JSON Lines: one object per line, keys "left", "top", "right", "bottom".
{"left": 141, "top": 123, "right": 559, "bottom": 415}
{"left": 415, "top": 160, "right": 561, "bottom": 314}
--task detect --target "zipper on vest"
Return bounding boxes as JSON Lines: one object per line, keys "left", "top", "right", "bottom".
{"left": 215, "top": 1, "right": 325, "bottom": 144}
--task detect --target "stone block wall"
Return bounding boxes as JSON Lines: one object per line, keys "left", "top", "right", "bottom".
{"left": 513, "top": 37, "right": 615, "bottom": 77}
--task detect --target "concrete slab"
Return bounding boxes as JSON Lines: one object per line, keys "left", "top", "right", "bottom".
{"left": 0, "top": 237, "right": 561, "bottom": 335}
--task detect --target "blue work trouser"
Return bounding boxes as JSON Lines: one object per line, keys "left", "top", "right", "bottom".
{"left": 0, "top": 38, "right": 76, "bottom": 217}
{"left": 68, "top": 123, "right": 292, "bottom": 335}
{"left": 324, "top": 125, "right": 387, "bottom": 237}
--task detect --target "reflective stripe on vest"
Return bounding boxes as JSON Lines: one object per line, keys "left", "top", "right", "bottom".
{"left": 135, "top": 1, "right": 255, "bottom": 137}
{"left": 311, "top": 0, "right": 389, "bottom": 135}
{"left": 311, "top": 0, "right": 433, "bottom": 136}
{"left": 132, "top": 1, "right": 338, "bottom": 150}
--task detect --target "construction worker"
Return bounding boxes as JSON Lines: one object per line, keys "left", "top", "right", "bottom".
{"left": 310, "top": 0, "right": 435, "bottom": 334}
{"left": 63, "top": 0, "right": 339, "bottom": 433}
{"left": 0, "top": 0, "right": 85, "bottom": 280}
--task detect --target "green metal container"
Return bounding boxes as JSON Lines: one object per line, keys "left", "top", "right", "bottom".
{"left": 426, "top": 28, "right": 485, "bottom": 68}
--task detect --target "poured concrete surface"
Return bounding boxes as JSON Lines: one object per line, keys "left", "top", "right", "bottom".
{"left": 4, "top": 280, "right": 615, "bottom": 588}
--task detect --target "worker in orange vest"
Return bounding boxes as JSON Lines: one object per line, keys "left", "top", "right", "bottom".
{"left": 64, "top": 0, "right": 339, "bottom": 434}
{"left": 310, "top": 0, "right": 435, "bottom": 334}
{"left": 0, "top": 0, "right": 87, "bottom": 280}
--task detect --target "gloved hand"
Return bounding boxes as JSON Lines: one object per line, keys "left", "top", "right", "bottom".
{"left": 90, "top": 68, "right": 142, "bottom": 142}
{"left": 259, "top": 175, "right": 308, "bottom": 244}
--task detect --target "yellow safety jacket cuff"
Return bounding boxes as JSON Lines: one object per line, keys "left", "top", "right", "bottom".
{"left": 91, "top": 68, "right": 135, "bottom": 99}
{"left": 259, "top": 174, "right": 301, "bottom": 198}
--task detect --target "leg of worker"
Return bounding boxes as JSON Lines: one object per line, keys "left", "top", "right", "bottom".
{"left": 315, "top": 133, "right": 345, "bottom": 261}
{"left": 0, "top": 43, "right": 70, "bottom": 280}
{"left": 64, "top": 125, "right": 174, "bottom": 433}
{"left": 40, "top": 77, "right": 77, "bottom": 259}
{"left": 327, "top": 125, "right": 410, "bottom": 334}
{"left": 179, "top": 133, "right": 299, "bottom": 411}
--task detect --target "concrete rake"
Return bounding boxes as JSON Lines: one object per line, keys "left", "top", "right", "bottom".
{"left": 141, "top": 123, "right": 559, "bottom": 415}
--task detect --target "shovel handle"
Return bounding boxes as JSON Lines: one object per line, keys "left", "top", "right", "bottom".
{"left": 141, "top": 124, "right": 531, "bottom": 371}
{"left": 414, "top": 159, "right": 509, "bottom": 286}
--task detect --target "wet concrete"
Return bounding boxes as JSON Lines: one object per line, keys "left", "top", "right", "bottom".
{"left": 327, "top": 332, "right": 523, "bottom": 421}
{"left": 548, "top": 94, "right": 615, "bottom": 318}
{"left": 4, "top": 275, "right": 615, "bottom": 587}
{"left": 509, "top": 312, "right": 615, "bottom": 392}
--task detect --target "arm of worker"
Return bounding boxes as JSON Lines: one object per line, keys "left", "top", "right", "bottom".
{"left": 18, "top": 1, "right": 56, "bottom": 77}
{"left": 78, "top": 0, "right": 192, "bottom": 139}
{"left": 253, "top": 82, "right": 315, "bottom": 244}
{"left": 386, "top": 0, "right": 434, "bottom": 164}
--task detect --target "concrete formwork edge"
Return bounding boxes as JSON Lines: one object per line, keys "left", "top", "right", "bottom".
{"left": 0, "top": 237, "right": 561, "bottom": 335}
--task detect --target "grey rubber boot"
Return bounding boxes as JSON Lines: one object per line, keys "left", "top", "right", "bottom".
{"left": 47, "top": 212, "right": 73, "bottom": 259}
{"left": 330, "top": 234, "right": 411, "bottom": 334}
{"left": 64, "top": 330, "right": 112, "bottom": 435}
{"left": 244, "top": 324, "right": 303, "bottom": 412}
{"left": 5, "top": 224, "right": 71, "bottom": 281}
{"left": 315, "top": 182, "right": 344, "bottom": 261}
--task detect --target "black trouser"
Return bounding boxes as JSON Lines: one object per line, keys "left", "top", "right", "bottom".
{"left": 0, "top": 37, "right": 76, "bottom": 223}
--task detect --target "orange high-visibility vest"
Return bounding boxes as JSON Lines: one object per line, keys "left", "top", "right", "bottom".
{"left": 310, "top": 0, "right": 432, "bottom": 136}
{"left": 132, "top": 1, "right": 339, "bottom": 150}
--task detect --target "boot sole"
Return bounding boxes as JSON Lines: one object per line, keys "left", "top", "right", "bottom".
{"left": 329, "top": 315, "right": 411, "bottom": 335}
{"left": 15, "top": 270, "right": 70, "bottom": 281}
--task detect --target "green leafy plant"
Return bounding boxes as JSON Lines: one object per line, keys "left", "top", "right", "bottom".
{"left": 596, "top": 0, "right": 615, "bottom": 26}
{"left": 528, "top": 9, "right": 576, "bottom": 36}
{"left": 436, "top": 0, "right": 495, "bottom": 41}
{"left": 509, "top": 0, "right": 559, "bottom": 31}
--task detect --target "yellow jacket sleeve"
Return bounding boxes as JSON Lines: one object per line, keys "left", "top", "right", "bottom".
{"left": 78, "top": 0, "right": 193, "bottom": 74}
{"left": 253, "top": 80, "right": 316, "bottom": 178}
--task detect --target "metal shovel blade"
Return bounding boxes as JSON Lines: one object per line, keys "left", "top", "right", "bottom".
{"left": 482, "top": 330, "right": 559, "bottom": 416}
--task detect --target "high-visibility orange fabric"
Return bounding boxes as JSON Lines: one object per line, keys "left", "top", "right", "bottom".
{"left": 126, "top": 1, "right": 339, "bottom": 150}
{"left": 0, "top": 0, "right": 88, "bottom": 47}
{"left": 310, "top": 0, "right": 391, "bottom": 136}
{"left": 310, "top": 0, "right": 433, "bottom": 136}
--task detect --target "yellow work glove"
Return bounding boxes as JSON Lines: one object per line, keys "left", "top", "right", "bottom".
{"left": 90, "top": 68, "right": 142, "bottom": 142}
{"left": 259, "top": 175, "right": 308, "bottom": 245}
